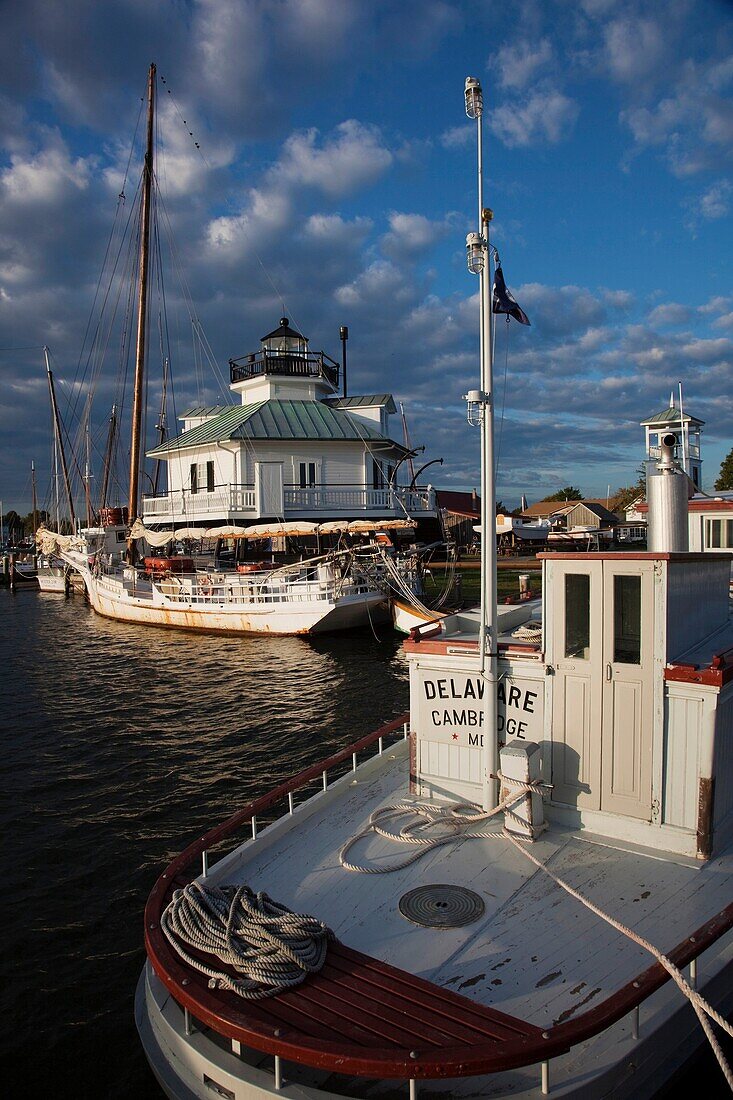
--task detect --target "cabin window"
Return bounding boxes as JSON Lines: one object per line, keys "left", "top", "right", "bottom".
{"left": 299, "top": 462, "right": 317, "bottom": 489}
{"left": 613, "top": 575, "right": 641, "bottom": 664}
{"left": 564, "top": 573, "right": 590, "bottom": 659}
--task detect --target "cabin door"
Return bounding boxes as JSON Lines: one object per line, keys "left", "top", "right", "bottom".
{"left": 550, "top": 562, "right": 603, "bottom": 809}
{"left": 599, "top": 563, "right": 654, "bottom": 819}
{"left": 550, "top": 560, "right": 654, "bottom": 820}
{"left": 255, "top": 462, "right": 284, "bottom": 517}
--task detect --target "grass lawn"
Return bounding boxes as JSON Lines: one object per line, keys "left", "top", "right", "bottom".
{"left": 423, "top": 563, "right": 542, "bottom": 607}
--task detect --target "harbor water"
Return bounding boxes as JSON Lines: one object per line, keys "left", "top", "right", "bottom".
{"left": 2, "top": 588, "right": 726, "bottom": 1097}
{"left": 2, "top": 587, "right": 408, "bottom": 1097}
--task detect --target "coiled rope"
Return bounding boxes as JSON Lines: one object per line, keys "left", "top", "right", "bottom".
{"left": 511, "top": 619, "right": 542, "bottom": 642}
{"left": 341, "top": 793, "right": 732, "bottom": 1089}
{"left": 161, "top": 881, "right": 334, "bottom": 1000}
{"left": 340, "top": 776, "right": 548, "bottom": 873}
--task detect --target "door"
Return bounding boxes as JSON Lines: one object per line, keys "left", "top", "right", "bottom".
{"left": 550, "top": 562, "right": 603, "bottom": 809}
{"left": 599, "top": 565, "right": 654, "bottom": 819}
{"left": 255, "top": 462, "right": 284, "bottom": 516}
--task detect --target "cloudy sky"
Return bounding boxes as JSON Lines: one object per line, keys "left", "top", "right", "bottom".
{"left": 1, "top": 0, "right": 732, "bottom": 515}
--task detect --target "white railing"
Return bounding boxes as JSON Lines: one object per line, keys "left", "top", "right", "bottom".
{"left": 283, "top": 485, "right": 436, "bottom": 514}
{"left": 142, "top": 486, "right": 256, "bottom": 519}
{"left": 142, "top": 483, "right": 436, "bottom": 521}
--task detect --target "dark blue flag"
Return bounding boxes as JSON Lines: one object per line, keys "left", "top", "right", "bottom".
{"left": 493, "top": 261, "right": 530, "bottom": 325}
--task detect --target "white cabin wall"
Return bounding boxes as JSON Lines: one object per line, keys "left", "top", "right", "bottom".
{"left": 666, "top": 560, "right": 730, "bottom": 659}
{"left": 165, "top": 446, "right": 235, "bottom": 494}
{"left": 662, "top": 685, "right": 708, "bottom": 831}
{"left": 688, "top": 513, "right": 704, "bottom": 552}
{"left": 238, "top": 441, "right": 400, "bottom": 488}
{"left": 713, "top": 683, "right": 733, "bottom": 842}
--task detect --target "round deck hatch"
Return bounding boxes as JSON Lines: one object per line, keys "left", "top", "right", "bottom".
{"left": 398, "top": 884, "right": 485, "bottom": 929}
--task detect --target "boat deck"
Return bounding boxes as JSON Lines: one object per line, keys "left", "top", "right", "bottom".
{"left": 210, "top": 747, "right": 732, "bottom": 1032}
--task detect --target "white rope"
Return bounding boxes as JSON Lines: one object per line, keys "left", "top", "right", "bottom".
{"left": 511, "top": 619, "right": 542, "bottom": 642}
{"left": 340, "top": 792, "right": 732, "bottom": 1087}
{"left": 339, "top": 777, "right": 548, "bottom": 874}
{"left": 161, "top": 881, "right": 334, "bottom": 1000}
{"left": 504, "top": 833, "right": 733, "bottom": 1090}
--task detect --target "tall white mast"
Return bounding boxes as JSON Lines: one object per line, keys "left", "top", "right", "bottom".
{"left": 465, "top": 76, "right": 498, "bottom": 811}
{"left": 678, "top": 381, "right": 688, "bottom": 476}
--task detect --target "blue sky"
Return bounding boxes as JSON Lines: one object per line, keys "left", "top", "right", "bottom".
{"left": 1, "top": 0, "right": 732, "bottom": 515}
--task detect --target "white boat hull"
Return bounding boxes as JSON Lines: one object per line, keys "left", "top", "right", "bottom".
{"left": 36, "top": 568, "right": 67, "bottom": 593}
{"left": 62, "top": 553, "right": 387, "bottom": 635}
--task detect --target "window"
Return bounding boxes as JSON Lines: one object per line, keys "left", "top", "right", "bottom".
{"left": 191, "top": 461, "right": 215, "bottom": 494}
{"left": 613, "top": 575, "right": 641, "bottom": 664}
{"left": 704, "top": 517, "right": 733, "bottom": 549}
{"left": 564, "top": 573, "right": 590, "bottom": 659}
{"left": 299, "top": 462, "right": 317, "bottom": 489}
{"left": 372, "top": 459, "right": 385, "bottom": 490}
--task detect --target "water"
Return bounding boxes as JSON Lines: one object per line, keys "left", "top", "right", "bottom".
{"left": 2, "top": 589, "right": 727, "bottom": 1097}
{"left": 1, "top": 588, "right": 408, "bottom": 1097}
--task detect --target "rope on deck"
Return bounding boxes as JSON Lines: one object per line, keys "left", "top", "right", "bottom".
{"left": 505, "top": 833, "right": 733, "bottom": 1092}
{"left": 161, "top": 881, "right": 334, "bottom": 999}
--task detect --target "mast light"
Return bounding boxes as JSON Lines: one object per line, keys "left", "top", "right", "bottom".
{"left": 466, "top": 232, "right": 484, "bottom": 274}
{"left": 464, "top": 76, "right": 483, "bottom": 119}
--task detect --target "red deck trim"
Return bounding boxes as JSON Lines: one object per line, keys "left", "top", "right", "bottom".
{"left": 144, "top": 717, "right": 733, "bottom": 1080}
{"left": 665, "top": 644, "right": 733, "bottom": 687}
{"left": 538, "top": 551, "right": 731, "bottom": 561}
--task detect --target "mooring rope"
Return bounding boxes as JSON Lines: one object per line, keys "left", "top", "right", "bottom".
{"left": 503, "top": 832, "right": 733, "bottom": 1090}
{"left": 161, "top": 881, "right": 334, "bottom": 1000}
{"left": 341, "top": 790, "right": 732, "bottom": 1089}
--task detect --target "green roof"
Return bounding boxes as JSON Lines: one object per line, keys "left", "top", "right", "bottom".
{"left": 324, "top": 394, "right": 396, "bottom": 413}
{"left": 147, "top": 399, "right": 406, "bottom": 456}
{"left": 641, "top": 406, "right": 704, "bottom": 427}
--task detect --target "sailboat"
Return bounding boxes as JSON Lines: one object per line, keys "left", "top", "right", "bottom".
{"left": 136, "top": 76, "right": 733, "bottom": 1099}
{"left": 46, "top": 65, "right": 434, "bottom": 635}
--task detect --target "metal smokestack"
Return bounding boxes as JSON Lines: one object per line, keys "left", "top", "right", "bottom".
{"left": 647, "top": 432, "right": 689, "bottom": 552}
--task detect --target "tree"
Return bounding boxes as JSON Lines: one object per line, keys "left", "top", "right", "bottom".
{"left": 608, "top": 476, "right": 646, "bottom": 515}
{"left": 541, "top": 486, "right": 583, "bottom": 502}
{"left": 715, "top": 448, "right": 733, "bottom": 491}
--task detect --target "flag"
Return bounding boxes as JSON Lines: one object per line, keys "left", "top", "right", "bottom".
{"left": 493, "top": 261, "right": 530, "bottom": 325}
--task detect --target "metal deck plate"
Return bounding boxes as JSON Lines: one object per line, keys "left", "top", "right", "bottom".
{"left": 398, "top": 884, "right": 485, "bottom": 928}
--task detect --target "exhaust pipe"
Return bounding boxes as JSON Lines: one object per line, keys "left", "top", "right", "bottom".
{"left": 647, "top": 433, "right": 688, "bottom": 552}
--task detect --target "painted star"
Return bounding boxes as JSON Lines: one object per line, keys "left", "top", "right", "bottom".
{"left": 452, "top": 733, "right": 459, "bottom": 740}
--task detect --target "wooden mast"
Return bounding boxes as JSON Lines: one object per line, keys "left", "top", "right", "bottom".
{"left": 44, "top": 345, "right": 76, "bottom": 527}
{"left": 99, "top": 403, "right": 117, "bottom": 512}
{"left": 127, "top": 62, "right": 156, "bottom": 560}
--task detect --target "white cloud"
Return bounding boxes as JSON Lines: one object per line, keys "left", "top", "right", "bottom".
{"left": 274, "top": 121, "right": 392, "bottom": 198}
{"left": 620, "top": 54, "right": 733, "bottom": 177}
{"left": 492, "top": 38, "right": 553, "bottom": 91}
{"left": 681, "top": 337, "right": 733, "bottom": 363}
{"left": 698, "top": 179, "right": 732, "bottom": 219}
{"left": 1, "top": 142, "right": 92, "bottom": 204}
{"left": 648, "top": 302, "right": 693, "bottom": 326}
{"left": 440, "top": 124, "right": 473, "bottom": 149}
{"left": 491, "top": 89, "right": 579, "bottom": 147}
{"left": 603, "top": 17, "right": 668, "bottom": 86}
{"left": 380, "top": 212, "right": 449, "bottom": 260}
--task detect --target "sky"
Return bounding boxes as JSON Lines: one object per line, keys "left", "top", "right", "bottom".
{"left": 1, "top": 0, "right": 732, "bottom": 515}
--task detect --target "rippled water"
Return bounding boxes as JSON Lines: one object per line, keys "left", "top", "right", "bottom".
{"left": 1, "top": 587, "right": 408, "bottom": 1097}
